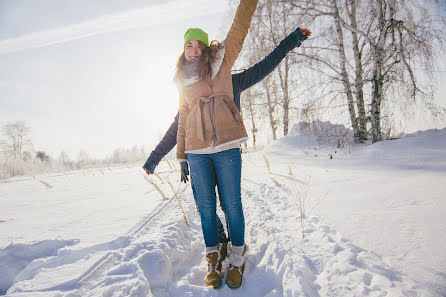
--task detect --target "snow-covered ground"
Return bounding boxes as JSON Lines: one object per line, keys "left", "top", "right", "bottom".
{"left": 1, "top": 128, "right": 445, "bottom": 297}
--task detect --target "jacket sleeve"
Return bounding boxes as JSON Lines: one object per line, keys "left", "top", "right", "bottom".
{"left": 224, "top": 0, "right": 259, "bottom": 69}
{"left": 142, "top": 113, "right": 179, "bottom": 173}
{"left": 233, "top": 27, "right": 306, "bottom": 92}
{"left": 176, "top": 93, "right": 189, "bottom": 160}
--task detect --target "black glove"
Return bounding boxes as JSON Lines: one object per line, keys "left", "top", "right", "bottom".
{"left": 180, "top": 161, "right": 189, "bottom": 183}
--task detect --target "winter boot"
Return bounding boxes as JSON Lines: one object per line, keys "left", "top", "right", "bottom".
{"left": 226, "top": 243, "right": 247, "bottom": 289}
{"left": 204, "top": 244, "right": 224, "bottom": 288}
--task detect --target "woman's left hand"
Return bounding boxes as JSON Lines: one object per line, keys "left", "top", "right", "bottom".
{"left": 300, "top": 28, "right": 312, "bottom": 38}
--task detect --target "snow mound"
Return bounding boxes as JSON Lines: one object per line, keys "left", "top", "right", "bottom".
{"left": 349, "top": 128, "right": 446, "bottom": 171}
{"left": 275, "top": 121, "right": 353, "bottom": 149}
{"left": 264, "top": 121, "right": 353, "bottom": 162}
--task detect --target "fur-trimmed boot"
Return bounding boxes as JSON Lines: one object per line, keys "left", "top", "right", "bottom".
{"left": 204, "top": 244, "right": 224, "bottom": 288}
{"left": 226, "top": 243, "right": 247, "bottom": 289}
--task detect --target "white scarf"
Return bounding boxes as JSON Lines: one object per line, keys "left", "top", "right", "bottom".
{"left": 181, "top": 42, "right": 226, "bottom": 87}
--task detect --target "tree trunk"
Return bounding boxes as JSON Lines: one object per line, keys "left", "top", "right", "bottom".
{"left": 265, "top": 2, "right": 292, "bottom": 137}
{"left": 371, "top": 52, "right": 384, "bottom": 142}
{"left": 347, "top": 0, "right": 367, "bottom": 142}
{"left": 246, "top": 89, "right": 257, "bottom": 148}
{"left": 332, "top": 0, "right": 361, "bottom": 142}
{"left": 262, "top": 79, "right": 278, "bottom": 141}
{"left": 370, "top": 0, "right": 393, "bottom": 143}
{"left": 277, "top": 57, "right": 291, "bottom": 136}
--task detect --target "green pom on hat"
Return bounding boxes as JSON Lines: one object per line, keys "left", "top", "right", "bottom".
{"left": 184, "top": 28, "right": 209, "bottom": 48}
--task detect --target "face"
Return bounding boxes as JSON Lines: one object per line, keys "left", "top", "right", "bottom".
{"left": 184, "top": 40, "right": 203, "bottom": 62}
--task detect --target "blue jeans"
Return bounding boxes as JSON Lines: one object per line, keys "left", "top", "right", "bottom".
{"left": 188, "top": 148, "right": 244, "bottom": 247}
{"left": 191, "top": 178, "right": 229, "bottom": 243}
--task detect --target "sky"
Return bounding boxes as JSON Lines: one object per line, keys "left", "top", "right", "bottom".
{"left": 0, "top": 0, "right": 230, "bottom": 159}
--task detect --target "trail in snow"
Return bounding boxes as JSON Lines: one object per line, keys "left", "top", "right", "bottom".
{"left": 3, "top": 161, "right": 433, "bottom": 297}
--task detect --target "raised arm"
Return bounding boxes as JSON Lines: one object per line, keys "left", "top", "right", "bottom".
{"left": 233, "top": 28, "right": 308, "bottom": 95}
{"left": 142, "top": 113, "right": 179, "bottom": 174}
{"left": 224, "top": 0, "right": 259, "bottom": 68}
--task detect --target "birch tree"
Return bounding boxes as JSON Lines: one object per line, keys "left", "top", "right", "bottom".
{"left": 259, "top": 1, "right": 303, "bottom": 136}
{"left": 332, "top": 0, "right": 362, "bottom": 142}
{"left": 1, "top": 121, "right": 32, "bottom": 160}
{"left": 346, "top": 0, "right": 368, "bottom": 141}
{"left": 242, "top": 11, "right": 282, "bottom": 141}
{"left": 260, "top": 75, "right": 280, "bottom": 140}
{"left": 340, "top": 0, "right": 444, "bottom": 141}
{"left": 283, "top": 0, "right": 445, "bottom": 142}
{"left": 282, "top": 0, "right": 371, "bottom": 143}
{"left": 241, "top": 88, "right": 260, "bottom": 148}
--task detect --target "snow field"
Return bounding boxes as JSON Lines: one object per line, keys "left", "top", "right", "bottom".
{"left": 1, "top": 128, "right": 445, "bottom": 296}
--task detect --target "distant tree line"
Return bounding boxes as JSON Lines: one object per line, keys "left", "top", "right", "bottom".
{"left": 0, "top": 121, "right": 148, "bottom": 180}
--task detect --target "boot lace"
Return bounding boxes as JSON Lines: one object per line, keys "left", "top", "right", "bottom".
{"left": 228, "top": 264, "right": 242, "bottom": 275}
{"left": 208, "top": 260, "right": 221, "bottom": 275}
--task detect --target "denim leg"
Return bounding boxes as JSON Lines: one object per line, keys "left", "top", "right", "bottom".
{"left": 191, "top": 176, "right": 227, "bottom": 243}
{"left": 216, "top": 181, "right": 230, "bottom": 243}
{"left": 212, "top": 148, "right": 244, "bottom": 246}
{"left": 190, "top": 178, "right": 200, "bottom": 213}
{"left": 188, "top": 154, "right": 219, "bottom": 247}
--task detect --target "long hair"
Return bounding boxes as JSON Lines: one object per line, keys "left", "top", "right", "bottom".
{"left": 175, "top": 40, "right": 223, "bottom": 82}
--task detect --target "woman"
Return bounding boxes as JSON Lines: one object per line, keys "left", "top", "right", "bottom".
{"left": 175, "top": 0, "right": 258, "bottom": 289}
{"left": 143, "top": 26, "right": 311, "bottom": 269}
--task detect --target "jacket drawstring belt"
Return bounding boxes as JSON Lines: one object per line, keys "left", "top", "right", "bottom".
{"left": 195, "top": 93, "right": 226, "bottom": 146}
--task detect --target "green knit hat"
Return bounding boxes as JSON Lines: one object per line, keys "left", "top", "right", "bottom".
{"left": 184, "top": 28, "right": 209, "bottom": 48}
